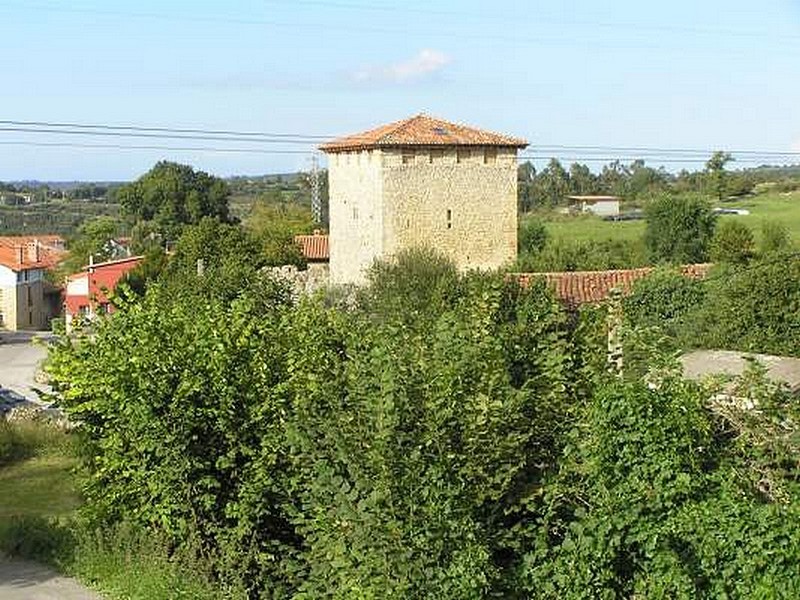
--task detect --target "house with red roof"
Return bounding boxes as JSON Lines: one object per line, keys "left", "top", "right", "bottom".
{"left": 65, "top": 255, "right": 143, "bottom": 332}
{"left": 0, "top": 236, "right": 65, "bottom": 330}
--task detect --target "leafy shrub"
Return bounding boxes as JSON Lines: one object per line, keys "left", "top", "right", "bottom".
{"left": 644, "top": 194, "right": 716, "bottom": 264}
{"left": 516, "top": 238, "right": 649, "bottom": 272}
{"left": 623, "top": 268, "right": 706, "bottom": 341}
{"left": 518, "top": 218, "right": 549, "bottom": 254}
{"left": 761, "top": 220, "right": 792, "bottom": 254}
{"left": 710, "top": 220, "right": 755, "bottom": 264}
{"left": 687, "top": 255, "right": 800, "bottom": 356}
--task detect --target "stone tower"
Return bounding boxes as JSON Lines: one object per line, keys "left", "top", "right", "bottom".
{"left": 320, "top": 114, "right": 527, "bottom": 285}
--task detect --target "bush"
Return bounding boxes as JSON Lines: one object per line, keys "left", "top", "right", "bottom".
{"left": 46, "top": 251, "right": 573, "bottom": 597}
{"left": 644, "top": 194, "right": 716, "bottom": 264}
{"left": 518, "top": 218, "right": 549, "bottom": 254}
{"left": 761, "top": 220, "right": 792, "bottom": 254}
{"left": 623, "top": 268, "right": 705, "bottom": 343}
{"left": 687, "top": 255, "right": 800, "bottom": 356}
{"left": 516, "top": 238, "right": 649, "bottom": 272}
{"left": 710, "top": 220, "right": 755, "bottom": 264}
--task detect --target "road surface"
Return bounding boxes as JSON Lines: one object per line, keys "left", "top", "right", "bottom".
{"left": 0, "top": 558, "right": 101, "bottom": 600}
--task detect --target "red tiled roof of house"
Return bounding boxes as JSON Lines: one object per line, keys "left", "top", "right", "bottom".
{"left": 0, "top": 236, "right": 66, "bottom": 271}
{"left": 294, "top": 233, "right": 329, "bottom": 261}
{"left": 320, "top": 114, "right": 528, "bottom": 153}
{"left": 515, "top": 264, "right": 712, "bottom": 307}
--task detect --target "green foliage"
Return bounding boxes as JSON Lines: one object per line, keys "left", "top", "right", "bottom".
{"left": 245, "top": 201, "right": 313, "bottom": 267}
{"left": 119, "top": 246, "right": 168, "bottom": 297}
{"left": 62, "top": 216, "right": 122, "bottom": 274}
{"left": 710, "top": 220, "right": 755, "bottom": 264}
{"left": 686, "top": 255, "right": 800, "bottom": 357}
{"left": 518, "top": 218, "right": 549, "bottom": 254}
{"left": 523, "top": 370, "right": 800, "bottom": 599}
{"left": 516, "top": 237, "right": 648, "bottom": 272}
{"left": 644, "top": 194, "right": 717, "bottom": 264}
{"left": 761, "top": 220, "right": 792, "bottom": 254}
{"left": 116, "top": 161, "right": 231, "bottom": 242}
{"left": 155, "top": 217, "right": 285, "bottom": 305}
{"left": 623, "top": 268, "right": 705, "bottom": 338}
{"left": 706, "top": 151, "right": 734, "bottom": 201}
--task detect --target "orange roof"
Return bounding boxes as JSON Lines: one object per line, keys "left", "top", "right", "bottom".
{"left": 320, "top": 114, "right": 528, "bottom": 153}
{"left": 516, "top": 264, "right": 711, "bottom": 307}
{"left": 294, "top": 233, "right": 329, "bottom": 261}
{"left": 0, "top": 236, "right": 66, "bottom": 271}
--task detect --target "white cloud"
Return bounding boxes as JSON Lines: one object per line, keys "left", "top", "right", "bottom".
{"left": 351, "top": 49, "right": 451, "bottom": 85}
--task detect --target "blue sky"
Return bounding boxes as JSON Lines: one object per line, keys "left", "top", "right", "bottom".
{"left": 1, "top": 0, "right": 799, "bottom": 180}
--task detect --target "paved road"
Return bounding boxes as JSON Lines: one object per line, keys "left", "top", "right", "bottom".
{"left": 0, "top": 558, "right": 102, "bottom": 600}
{"left": 0, "top": 334, "right": 51, "bottom": 402}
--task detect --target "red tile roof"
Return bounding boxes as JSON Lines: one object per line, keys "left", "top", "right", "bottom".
{"left": 320, "top": 114, "right": 528, "bottom": 153}
{"left": 515, "top": 264, "right": 712, "bottom": 307}
{"left": 294, "top": 233, "right": 329, "bottom": 261}
{"left": 0, "top": 236, "right": 66, "bottom": 271}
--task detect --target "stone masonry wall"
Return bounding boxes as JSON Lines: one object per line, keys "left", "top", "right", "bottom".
{"left": 327, "top": 146, "right": 519, "bottom": 284}
{"left": 327, "top": 150, "right": 384, "bottom": 285}
{"left": 381, "top": 147, "right": 518, "bottom": 272}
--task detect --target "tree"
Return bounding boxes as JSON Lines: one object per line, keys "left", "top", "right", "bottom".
{"left": 710, "top": 220, "right": 755, "bottom": 264}
{"left": 246, "top": 201, "right": 314, "bottom": 267}
{"left": 62, "top": 216, "right": 121, "bottom": 274}
{"left": 705, "top": 151, "right": 734, "bottom": 201}
{"left": 535, "top": 159, "right": 570, "bottom": 207}
{"left": 115, "top": 161, "right": 232, "bottom": 242}
{"left": 568, "top": 163, "right": 595, "bottom": 196}
{"left": 644, "top": 194, "right": 717, "bottom": 264}
{"left": 517, "top": 162, "right": 537, "bottom": 213}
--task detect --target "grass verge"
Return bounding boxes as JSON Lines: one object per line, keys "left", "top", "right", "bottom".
{"left": 0, "top": 420, "right": 232, "bottom": 599}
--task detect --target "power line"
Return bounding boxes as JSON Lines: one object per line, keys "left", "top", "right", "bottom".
{"left": 0, "top": 141, "right": 311, "bottom": 155}
{"left": 0, "top": 119, "right": 330, "bottom": 140}
{"left": 0, "top": 126, "right": 323, "bottom": 145}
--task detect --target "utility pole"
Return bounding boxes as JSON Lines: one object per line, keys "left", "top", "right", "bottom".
{"left": 310, "top": 152, "right": 322, "bottom": 225}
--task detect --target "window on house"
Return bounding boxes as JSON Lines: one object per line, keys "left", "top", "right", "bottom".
{"left": 484, "top": 148, "right": 497, "bottom": 164}
{"left": 27, "top": 288, "right": 32, "bottom": 306}
{"left": 402, "top": 150, "right": 415, "bottom": 165}
{"left": 352, "top": 207, "right": 358, "bottom": 220}
{"left": 429, "top": 149, "right": 444, "bottom": 164}
{"left": 456, "top": 148, "right": 470, "bottom": 164}
{"left": 446, "top": 209, "right": 452, "bottom": 230}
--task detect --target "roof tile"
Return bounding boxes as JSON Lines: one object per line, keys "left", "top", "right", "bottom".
{"left": 320, "top": 114, "right": 527, "bottom": 153}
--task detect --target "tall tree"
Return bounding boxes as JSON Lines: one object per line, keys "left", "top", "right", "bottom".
{"left": 115, "top": 161, "right": 232, "bottom": 243}
{"left": 644, "top": 195, "right": 717, "bottom": 264}
{"left": 568, "top": 163, "right": 596, "bottom": 195}
{"left": 705, "top": 151, "right": 734, "bottom": 201}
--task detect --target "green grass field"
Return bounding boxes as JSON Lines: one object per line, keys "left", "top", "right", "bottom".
{"left": 537, "top": 191, "right": 800, "bottom": 247}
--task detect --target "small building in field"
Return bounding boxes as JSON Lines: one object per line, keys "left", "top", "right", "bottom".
{"left": 0, "top": 237, "right": 65, "bottom": 331}
{"left": 64, "top": 255, "right": 142, "bottom": 331}
{"left": 568, "top": 195, "right": 621, "bottom": 217}
{"left": 320, "top": 114, "right": 528, "bottom": 285}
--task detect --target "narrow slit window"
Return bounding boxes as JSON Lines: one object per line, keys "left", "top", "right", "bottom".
{"left": 402, "top": 151, "right": 415, "bottom": 165}
{"left": 446, "top": 209, "right": 452, "bottom": 229}
{"left": 456, "top": 149, "right": 470, "bottom": 164}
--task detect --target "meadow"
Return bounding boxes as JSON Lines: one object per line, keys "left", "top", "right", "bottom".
{"left": 538, "top": 190, "right": 800, "bottom": 247}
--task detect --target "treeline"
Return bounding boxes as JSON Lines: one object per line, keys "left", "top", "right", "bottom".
{"left": 517, "top": 155, "right": 800, "bottom": 210}
{"left": 44, "top": 244, "right": 800, "bottom": 598}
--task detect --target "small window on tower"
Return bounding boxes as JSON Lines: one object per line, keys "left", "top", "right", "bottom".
{"left": 484, "top": 148, "right": 497, "bottom": 164}
{"left": 352, "top": 207, "right": 359, "bottom": 220}
{"left": 446, "top": 209, "right": 452, "bottom": 229}
{"left": 402, "top": 150, "right": 415, "bottom": 165}
{"left": 456, "top": 148, "right": 470, "bottom": 164}
{"left": 429, "top": 149, "right": 444, "bottom": 164}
